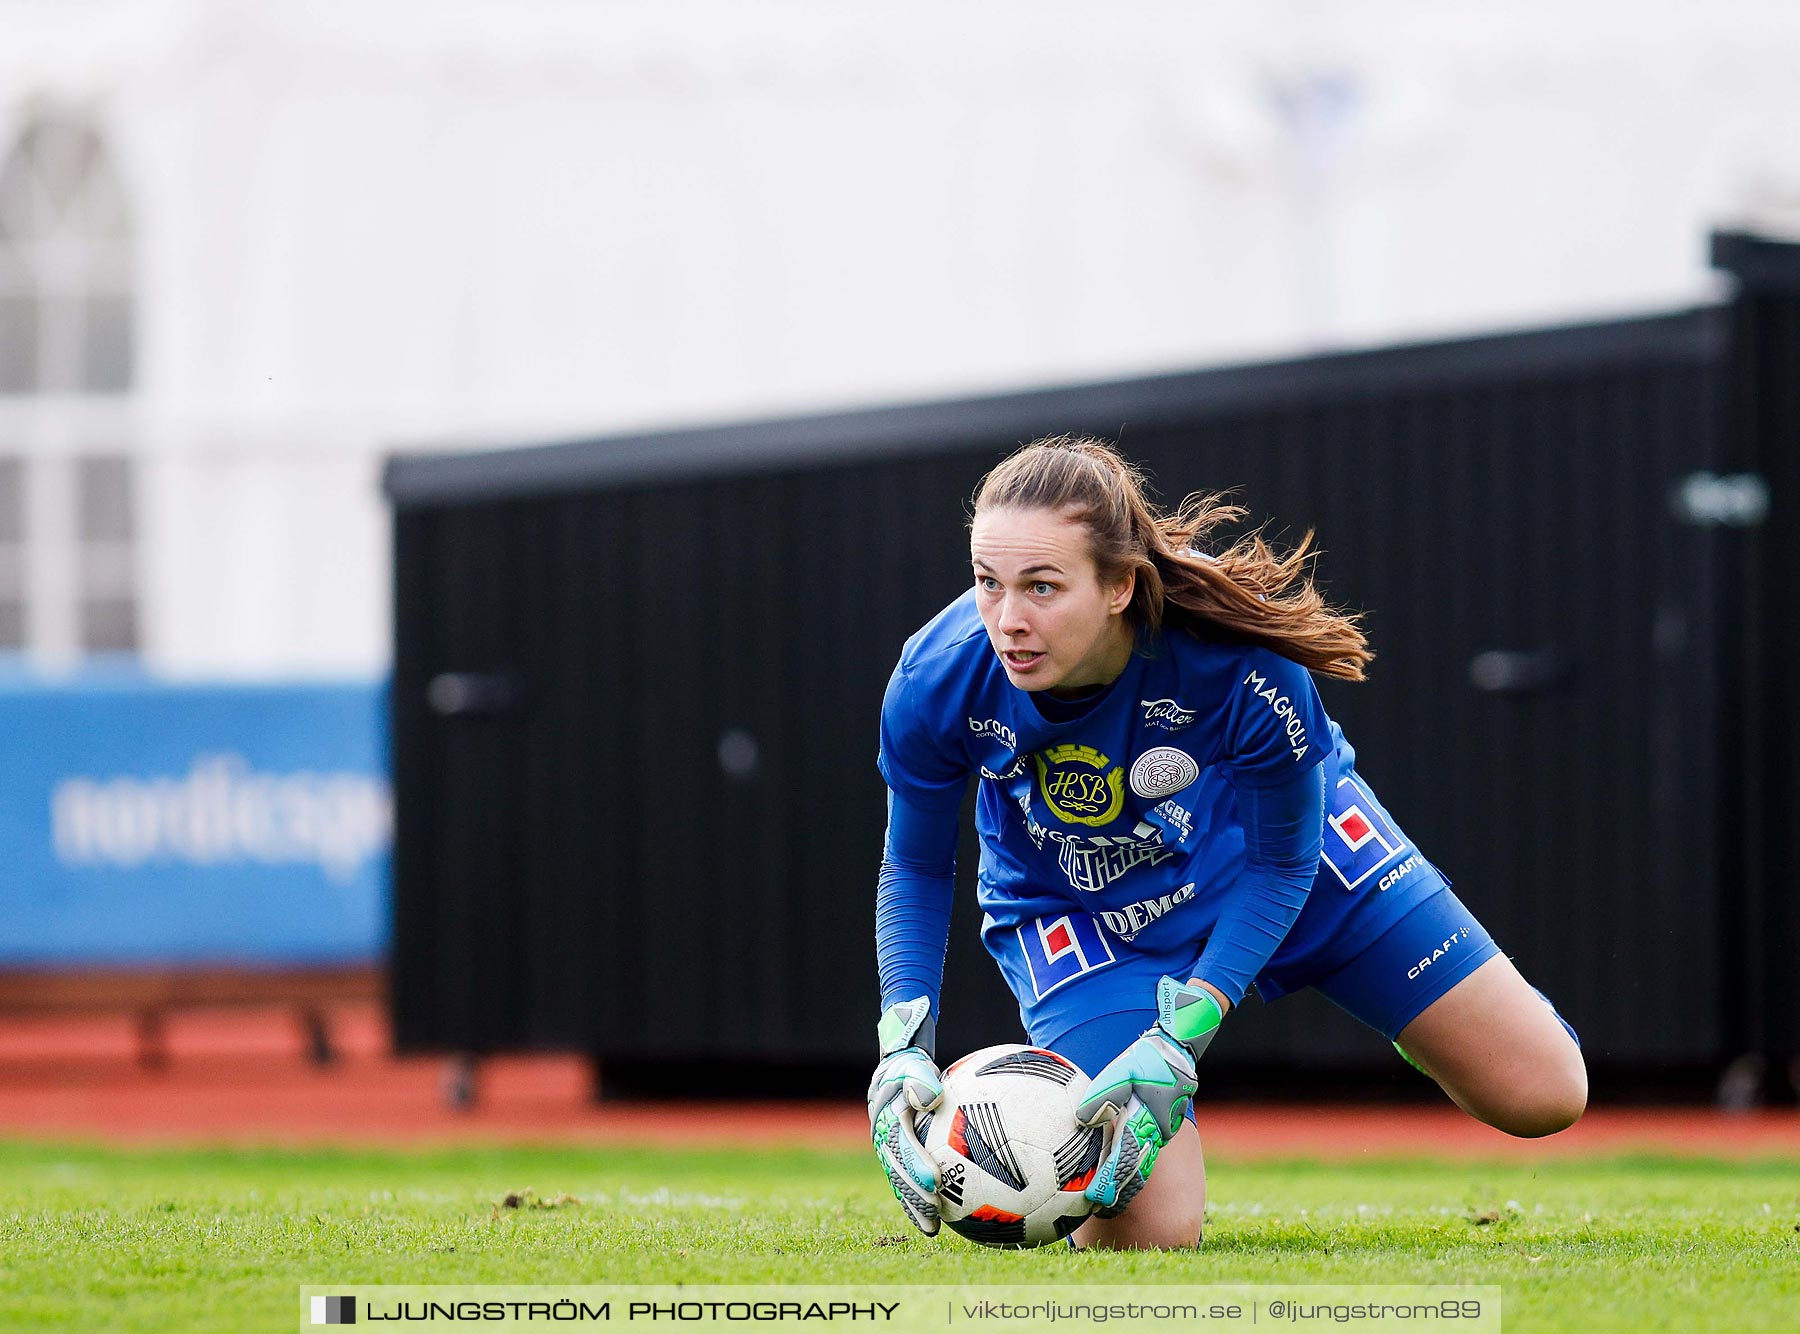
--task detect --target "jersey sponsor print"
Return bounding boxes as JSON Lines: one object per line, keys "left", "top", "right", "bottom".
{"left": 1033, "top": 744, "right": 1125, "bottom": 827}
{"left": 1240, "top": 667, "right": 1314, "bottom": 764}
{"left": 1139, "top": 697, "right": 1198, "bottom": 732}
{"left": 1015, "top": 787, "right": 1178, "bottom": 893}
{"left": 1018, "top": 912, "right": 1117, "bottom": 999}
{"left": 1151, "top": 799, "right": 1195, "bottom": 842}
{"left": 967, "top": 717, "right": 1018, "bottom": 752}
{"left": 1321, "top": 772, "right": 1412, "bottom": 891}
{"left": 1098, "top": 881, "right": 1197, "bottom": 943}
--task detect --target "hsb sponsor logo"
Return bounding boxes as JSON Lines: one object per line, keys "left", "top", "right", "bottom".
{"left": 1033, "top": 744, "right": 1125, "bottom": 827}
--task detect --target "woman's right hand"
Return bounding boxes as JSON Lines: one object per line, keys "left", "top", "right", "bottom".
{"left": 866, "top": 998, "right": 945, "bottom": 1236}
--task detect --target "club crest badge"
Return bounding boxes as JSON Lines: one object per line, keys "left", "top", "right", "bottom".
{"left": 1129, "top": 747, "right": 1200, "bottom": 799}
{"left": 1033, "top": 743, "right": 1125, "bottom": 827}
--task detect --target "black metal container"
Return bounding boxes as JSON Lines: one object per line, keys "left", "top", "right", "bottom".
{"left": 386, "top": 230, "right": 1799, "bottom": 1098}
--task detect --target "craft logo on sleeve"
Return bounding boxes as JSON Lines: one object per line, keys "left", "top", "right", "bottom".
{"left": 310, "top": 1295, "right": 356, "bottom": 1325}
{"left": 1033, "top": 744, "right": 1124, "bottom": 826}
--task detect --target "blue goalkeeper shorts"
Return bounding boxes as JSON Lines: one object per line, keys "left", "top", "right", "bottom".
{"left": 1039, "top": 886, "right": 1511, "bottom": 1078}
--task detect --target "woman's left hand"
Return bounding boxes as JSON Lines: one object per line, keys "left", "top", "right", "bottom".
{"left": 1072, "top": 976, "right": 1224, "bottom": 1215}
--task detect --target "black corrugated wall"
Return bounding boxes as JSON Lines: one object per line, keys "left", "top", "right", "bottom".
{"left": 388, "top": 231, "right": 1798, "bottom": 1092}
{"left": 1713, "top": 232, "right": 1800, "bottom": 1091}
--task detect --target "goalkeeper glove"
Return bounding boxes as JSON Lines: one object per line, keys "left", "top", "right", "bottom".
{"left": 866, "top": 996, "right": 945, "bottom": 1237}
{"left": 1074, "top": 976, "right": 1224, "bottom": 1216}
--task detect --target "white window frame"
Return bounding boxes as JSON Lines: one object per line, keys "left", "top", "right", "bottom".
{"left": 0, "top": 108, "right": 140, "bottom": 668}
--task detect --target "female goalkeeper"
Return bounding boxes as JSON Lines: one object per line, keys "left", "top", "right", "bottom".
{"left": 868, "top": 436, "right": 1586, "bottom": 1251}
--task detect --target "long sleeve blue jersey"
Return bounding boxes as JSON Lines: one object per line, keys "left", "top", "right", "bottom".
{"left": 874, "top": 589, "right": 1433, "bottom": 1043}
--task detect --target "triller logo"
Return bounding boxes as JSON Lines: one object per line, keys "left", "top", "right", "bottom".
{"left": 1140, "top": 698, "right": 1198, "bottom": 731}
{"left": 311, "top": 1295, "right": 357, "bottom": 1325}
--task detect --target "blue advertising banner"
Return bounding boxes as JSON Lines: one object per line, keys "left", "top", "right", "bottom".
{"left": 0, "top": 680, "right": 389, "bottom": 965}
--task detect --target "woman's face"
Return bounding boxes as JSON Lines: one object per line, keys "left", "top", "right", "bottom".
{"left": 970, "top": 505, "right": 1135, "bottom": 695}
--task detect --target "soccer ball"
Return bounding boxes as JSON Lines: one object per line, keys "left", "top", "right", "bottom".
{"left": 917, "top": 1043, "right": 1100, "bottom": 1247}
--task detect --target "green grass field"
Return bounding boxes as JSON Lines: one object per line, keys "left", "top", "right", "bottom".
{"left": 1, "top": 1140, "right": 1795, "bottom": 1332}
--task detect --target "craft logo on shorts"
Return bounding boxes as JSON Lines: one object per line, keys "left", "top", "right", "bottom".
{"left": 1034, "top": 744, "right": 1124, "bottom": 826}
{"left": 1018, "top": 912, "right": 1117, "bottom": 999}
{"left": 1407, "top": 926, "right": 1471, "bottom": 980}
{"left": 1140, "top": 697, "right": 1198, "bottom": 731}
{"left": 1129, "top": 746, "right": 1200, "bottom": 799}
{"left": 311, "top": 1295, "right": 356, "bottom": 1325}
{"left": 1321, "top": 772, "right": 1412, "bottom": 891}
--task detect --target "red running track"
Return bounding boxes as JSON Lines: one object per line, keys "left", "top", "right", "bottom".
{"left": 1, "top": 1005, "right": 1795, "bottom": 1159}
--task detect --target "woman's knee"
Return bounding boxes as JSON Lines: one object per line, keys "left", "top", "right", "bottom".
{"left": 1072, "top": 1121, "right": 1206, "bottom": 1250}
{"left": 1487, "top": 1055, "right": 1588, "bottom": 1138}
{"left": 1460, "top": 1036, "right": 1587, "bottom": 1137}
{"left": 1396, "top": 956, "right": 1589, "bottom": 1138}
{"left": 1075, "top": 1201, "right": 1204, "bottom": 1250}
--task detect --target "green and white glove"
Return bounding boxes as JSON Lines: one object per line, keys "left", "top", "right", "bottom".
{"left": 1074, "top": 976, "right": 1224, "bottom": 1217}
{"left": 866, "top": 996, "right": 945, "bottom": 1237}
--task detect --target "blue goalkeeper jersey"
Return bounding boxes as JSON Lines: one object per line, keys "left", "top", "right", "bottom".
{"left": 878, "top": 590, "right": 1441, "bottom": 1034}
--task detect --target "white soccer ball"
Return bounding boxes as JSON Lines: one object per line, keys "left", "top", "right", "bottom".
{"left": 917, "top": 1043, "right": 1100, "bottom": 1247}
